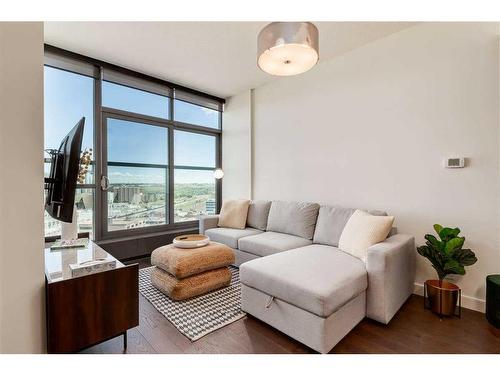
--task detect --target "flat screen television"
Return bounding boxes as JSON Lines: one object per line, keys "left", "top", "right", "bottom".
{"left": 45, "top": 117, "right": 85, "bottom": 223}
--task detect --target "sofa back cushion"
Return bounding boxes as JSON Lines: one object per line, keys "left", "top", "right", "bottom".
{"left": 218, "top": 199, "right": 251, "bottom": 229}
{"left": 266, "top": 201, "right": 320, "bottom": 239}
{"left": 246, "top": 200, "right": 272, "bottom": 230}
{"left": 313, "top": 205, "right": 390, "bottom": 247}
{"left": 313, "top": 205, "right": 356, "bottom": 247}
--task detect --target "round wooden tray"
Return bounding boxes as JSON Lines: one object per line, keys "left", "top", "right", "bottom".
{"left": 172, "top": 234, "right": 210, "bottom": 249}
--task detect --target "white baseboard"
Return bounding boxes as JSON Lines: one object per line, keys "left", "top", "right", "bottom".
{"left": 413, "top": 283, "right": 485, "bottom": 313}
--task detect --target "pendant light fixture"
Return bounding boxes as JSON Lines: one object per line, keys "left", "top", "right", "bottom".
{"left": 257, "top": 22, "right": 319, "bottom": 76}
{"left": 213, "top": 168, "right": 224, "bottom": 179}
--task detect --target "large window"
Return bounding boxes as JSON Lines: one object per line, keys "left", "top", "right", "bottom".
{"left": 44, "top": 66, "right": 95, "bottom": 238}
{"left": 174, "top": 131, "right": 217, "bottom": 222}
{"left": 106, "top": 117, "right": 168, "bottom": 232}
{"left": 44, "top": 48, "right": 223, "bottom": 241}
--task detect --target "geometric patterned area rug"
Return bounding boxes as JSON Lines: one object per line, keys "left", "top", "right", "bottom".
{"left": 138, "top": 266, "right": 246, "bottom": 341}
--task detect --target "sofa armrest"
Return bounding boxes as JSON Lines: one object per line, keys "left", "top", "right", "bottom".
{"left": 365, "top": 234, "right": 416, "bottom": 324}
{"left": 199, "top": 215, "right": 220, "bottom": 234}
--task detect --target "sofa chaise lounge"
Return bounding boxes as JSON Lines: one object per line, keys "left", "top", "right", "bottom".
{"left": 199, "top": 200, "right": 416, "bottom": 353}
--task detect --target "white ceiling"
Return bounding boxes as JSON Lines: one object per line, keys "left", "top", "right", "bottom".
{"left": 44, "top": 22, "right": 416, "bottom": 98}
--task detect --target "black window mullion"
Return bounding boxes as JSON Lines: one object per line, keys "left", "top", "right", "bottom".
{"left": 94, "top": 69, "right": 103, "bottom": 241}
{"left": 216, "top": 132, "right": 222, "bottom": 213}
{"left": 168, "top": 98, "right": 175, "bottom": 226}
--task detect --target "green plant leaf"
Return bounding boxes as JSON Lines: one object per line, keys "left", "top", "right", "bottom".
{"left": 438, "top": 227, "right": 460, "bottom": 241}
{"left": 424, "top": 234, "right": 442, "bottom": 250}
{"left": 454, "top": 248, "right": 478, "bottom": 266}
{"left": 444, "top": 259, "right": 465, "bottom": 275}
{"left": 416, "top": 245, "right": 429, "bottom": 257}
{"left": 433, "top": 224, "right": 443, "bottom": 236}
{"left": 444, "top": 237, "right": 465, "bottom": 255}
{"left": 417, "top": 245, "right": 444, "bottom": 271}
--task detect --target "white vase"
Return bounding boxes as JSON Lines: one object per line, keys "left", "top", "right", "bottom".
{"left": 61, "top": 205, "right": 78, "bottom": 241}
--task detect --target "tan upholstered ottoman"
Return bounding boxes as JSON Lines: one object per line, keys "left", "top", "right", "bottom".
{"left": 151, "top": 266, "right": 232, "bottom": 301}
{"left": 151, "top": 241, "right": 234, "bottom": 278}
{"left": 150, "top": 241, "right": 235, "bottom": 300}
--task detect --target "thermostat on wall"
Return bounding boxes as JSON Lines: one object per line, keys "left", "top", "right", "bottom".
{"left": 444, "top": 157, "right": 465, "bottom": 168}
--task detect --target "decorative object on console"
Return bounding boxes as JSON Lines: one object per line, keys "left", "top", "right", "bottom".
{"left": 50, "top": 237, "right": 89, "bottom": 250}
{"left": 61, "top": 204, "right": 78, "bottom": 241}
{"left": 60, "top": 148, "right": 93, "bottom": 241}
{"left": 69, "top": 258, "right": 116, "bottom": 278}
{"left": 417, "top": 224, "right": 477, "bottom": 317}
{"left": 173, "top": 234, "right": 210, "bottom": 249}
{"left": 338, "top": 209, "right": 395, "bottom": 261}
{"left": 77, "top": 147, "right": 93, "bottom": 183}
{"left": 218, "top": 199, "right": 251, "bottom": 229}
{"left": 257, "top": 22, "right": 319, "bottom": 76}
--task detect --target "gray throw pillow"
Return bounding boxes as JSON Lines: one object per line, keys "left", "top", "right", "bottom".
{"left": 266, "top": 201, "right": 320, "bottom": 239}
{"left": 246, "top": 200, "right": 272, "bottom": 230}
{"left": 313, "top": 205, "right": 355, "bottom": 247}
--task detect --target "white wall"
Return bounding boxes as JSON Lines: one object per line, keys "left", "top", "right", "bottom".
{"left": 0, "top": 22, "right": 45, "bottom": 352}
{"left": 222, "top": 89, "right": 252, "bottom": 200}
{"left": 250, "top": 23, "right": 500, "bottom": 311}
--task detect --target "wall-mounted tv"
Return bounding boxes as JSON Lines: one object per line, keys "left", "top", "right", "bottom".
{"left": 45, "top": 117, "right": 85, "bottom": 223}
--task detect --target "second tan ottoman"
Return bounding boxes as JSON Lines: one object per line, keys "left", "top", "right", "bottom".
{"left": 151, "top": 266, "right": 232, "bottom": 301}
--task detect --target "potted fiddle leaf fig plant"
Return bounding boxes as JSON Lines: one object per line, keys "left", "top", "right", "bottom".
{"left": 417, "top": 224, "right": 477, "bottom": 316}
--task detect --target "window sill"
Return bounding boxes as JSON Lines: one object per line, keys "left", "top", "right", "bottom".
{"left": 96, "top": 224, "right": 198, "bottom": 244}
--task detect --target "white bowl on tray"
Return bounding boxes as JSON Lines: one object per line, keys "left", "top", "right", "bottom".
{"left": 172, "top": 234, "right": 210, "bottom": 249}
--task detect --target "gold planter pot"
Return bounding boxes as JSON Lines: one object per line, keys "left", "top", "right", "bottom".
{"left": 424, "top": 280, "right": 461, "bottom": 317}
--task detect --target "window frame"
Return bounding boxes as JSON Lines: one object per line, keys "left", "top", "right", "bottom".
{"left": 173, "top": 129, "right": 218, "bottom": 223}
{"left": 44, "top": 45, "right": 224, "bottom": 242}
{"left": 43, "top": 64, "right": 97, "bottom": 241}
{"left": 100, "top": 111, "right": 171, "bottom": 239}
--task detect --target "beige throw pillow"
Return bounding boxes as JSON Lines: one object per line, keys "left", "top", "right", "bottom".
{"left": 218, "top": 199, "right": 251, "bottom": 229}
{"left": 338, "top": 210, "right": 394, "bottom": 261}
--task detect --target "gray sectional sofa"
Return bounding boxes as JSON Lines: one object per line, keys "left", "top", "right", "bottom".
{"left": 199, "top": 200, "right": 416, "bottom": 353}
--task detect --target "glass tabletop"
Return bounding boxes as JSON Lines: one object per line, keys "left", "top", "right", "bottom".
{"left": 44, "top": 240, "right": 124, "bottom": 283}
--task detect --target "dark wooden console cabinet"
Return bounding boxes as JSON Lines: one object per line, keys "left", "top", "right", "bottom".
{"left": 45, "top": 241, "right": 139, "bottom": 353}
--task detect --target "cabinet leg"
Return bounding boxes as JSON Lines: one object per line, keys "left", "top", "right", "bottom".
{"left": 123, "top": 331, "right": 127, "bottom": 351}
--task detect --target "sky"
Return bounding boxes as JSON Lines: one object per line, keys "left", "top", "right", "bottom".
{"left": 44, "top": 66, "right": 218, "bottom": 184}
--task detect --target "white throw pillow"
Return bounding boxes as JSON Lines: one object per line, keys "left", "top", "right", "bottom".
{"left": 218, "top": 199, "right": 251, "bottom": 229}
{"left": 338, "top": 210, "right": 394, "bottom": 261}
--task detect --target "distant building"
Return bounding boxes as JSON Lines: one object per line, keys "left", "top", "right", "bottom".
{"left": 115, "top": 186, "right": 143, "bottom": 203}
{"left": 205, "top": 199, "right": 216, "bottom": 214}
{"left": 131, "top": 192, "right": 143, "bottom": 205}
{"left": 108, "top": 191, "right": 116, "bottom": 204}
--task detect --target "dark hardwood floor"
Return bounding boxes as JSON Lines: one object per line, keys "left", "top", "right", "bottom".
{"left": 81, "top": 257, "right": 500, "bottom": 354}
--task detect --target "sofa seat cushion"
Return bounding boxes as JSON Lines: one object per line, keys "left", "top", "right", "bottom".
{"left": 205, "top": 227, "right": 263, "bottom": 249}
{"left": 240, "top": 245, "right": 367, "bottom": 317}
{"left": 238, "top": 231, "right": 312, "bottom": 257}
